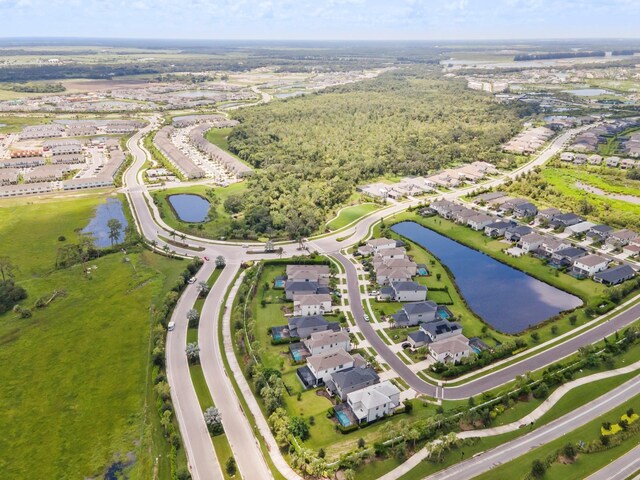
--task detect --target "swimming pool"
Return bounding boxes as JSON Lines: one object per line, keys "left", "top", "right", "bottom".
{"left": 417, "top": 267, "right": 428, "bottom": 276}
{"left": 274, "top": 279, "right": 285, "bottom": 288}
{"left": 272, "top": 332, "right": 282, "bottom": 341}
{"left": 291, "top": 349, "right": 303, "bottom": 361}
{"left": 471, "top": 346, "right": 482, "bottom": 355}
{"left": 436, "top": 309, "right": 451, "bottom": 320}
{"left": 336, "top": 411, "right": 351, "bottom": 427}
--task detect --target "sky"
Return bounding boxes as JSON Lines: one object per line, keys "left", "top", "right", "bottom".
{"left": 1, "top": 0, "right": 639, "bottom": 40}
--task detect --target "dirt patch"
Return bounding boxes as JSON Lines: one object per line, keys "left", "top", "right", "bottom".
{"left": 316, "top": 388, "right": 337, "bottom": 404}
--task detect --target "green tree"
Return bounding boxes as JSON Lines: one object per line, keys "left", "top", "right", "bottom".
{"left": 531, "top": 459, "right": 546, "bottom": 478}
{"left": 107, "top": 218, "right": 123, "bottom": 246}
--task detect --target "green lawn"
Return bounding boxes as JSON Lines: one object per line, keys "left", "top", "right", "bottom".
{"left": 152, "top": 182, "right": 247, "bottom": 241}
{"left": 0, "top": 193, "right": 187, "bottom": 479}
{"left": 326, "top": 203, "right": 381, "bottom": 231}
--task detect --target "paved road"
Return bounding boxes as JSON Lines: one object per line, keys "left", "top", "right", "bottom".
{"left": 425, "top": 375, "right": 640, "bottom": 479}
{"left": 165, "top": 260, "right": 224, "bottom": 480}
{"left": 586, "top": 444, "right": 640, "bottom": 480}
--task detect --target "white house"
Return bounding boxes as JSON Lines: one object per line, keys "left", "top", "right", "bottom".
{"left": 306, "top": 349, "right": 354, "bottom": 385}
{"left": 389, "top": 281, "right": 427, "bottom": 302}
{"left": 366, "top": 238, "right": 397, "bottom": 254}
{"left": 293, "top": 294, "right": 332, "bottom": 317}
{"left": 518, "top": 233, "right": 546, "bottom": 253}
{"left": 572, "top": 254, "right": 610, "bottom": 276}
{"left": 347, "top": 381, "right": 401, "bottom": 424}
{"left": 376, "top": 247, "right": 407, "bottom": 261}
{"left": 428, "top": 334, "right": 471, "bottom": 363}
{"left": 467, "top": 213, "right": 495, "bottom": 231}
{"left": 303, "top": 330, "right": 351, "bottom": 356}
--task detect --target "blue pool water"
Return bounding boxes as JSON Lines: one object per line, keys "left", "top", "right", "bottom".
{"left": 82, "top": 198, "right": 128, "bottom": 248}
{"left": 436, "top": 309, "right": 451, "bottom": 320}
{"left": 392, "top": 222, "right": 583, "bottom": 334}
{"left": 274, "top": 279, "right": 285, "bottom": 288}
{"left": 336, "top": 411, "right": 351, "bottom": 427}
{"left": 472, "top": 346, "right": 482, "bottom": 355}
{"left": 272, "top": 332, "right": 282, "bottom": 341}
{"left": 417, "top": 267, "right": 428, "bottom": 276}
{"left": 291, "top": 349, "right": 303, "bottom": 361}
{"left": 168, "top": 194, "right": 211, "bottom": 223}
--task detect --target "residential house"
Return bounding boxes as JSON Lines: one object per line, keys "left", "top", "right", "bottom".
{"left": 302, "top": 349, "right": 356, "bottom": 387}
{"left": 537, "top": 207, "right": 562, "bottom": 223}
{"left": 473, "top": 191, "right": 506, "bottom": 204}
{"left": 560, "top": 152, "right": 575, "bottom": 162}
{"left": 391, "top": 301, "right": 438, "bottom": 327}
{"left": 276, "top": 315, "right": 338, "bottom": 339}
{"left": 382, "top": 281, "right": 427, "bottom": 302}
{"left": 285, "top": 281, "right": 330, "bottom": 300}
{"left": 566, "top": 221, "right": 597, "bottom": 236}
{"left": 372, "top": 257, "right": 417, "bottom": 277}
{"left": 518, "top": 233, "right": 546, "bottom": 253}
{"left": 453, "top": 208, "right": 477, "bottom": 224}
{"left": 606, "top": 229, "right": 638, "bottom": 248}
{"left": 0, "top": 169, "right": 20, "bottom": 186}
{"left": 621, "top": 158, "right": 637, "bottom": 169}
{"left": 593, "top": 265, "right": 636, "bottom": 286}
{"left": 326, "top": 367, "right": 380, "bottom": 401}
{"left": 623, "top": 244, "right": 640, "bottom": 257}
{"left": 375, "top": 266, "right": 413, "bottom": 285}
{"left": 375, "top": 247, "right": 407, "bottom": 261}
{"left": 574, "top": 153, "right": 588, "bottom": 165}
{"left": 605, "top": 156, "right": 620, "bottom": 167}
{"left": 551, "top": 247, "right": 587, "bottom": 266}
{"left": 347, "top": 381, "right": 401, "bottom": 424}
{"left": 286, "top": 264, "right": 330, "bottom": 284}
{"left": 498, "top": 197, "right": 529, "bottom": 214}
{"left": 586, "top": 225, "right": 614, "bottom": 242}
{"left": 540, "top": 238, "right": 571, "bottom": 255}
{"left": 407, "top": 319, "right": 464, "bottom": 348}
{"left": 572, "top": 254, "right": 610, "bottom": 277}
{"left": 513, "top": 202, "right": 538, "bottom": 218}
{"left": 303, "top": 330, "right": 351, "bottom": 356}
{"left": 588, "top": 154, "right": 603, "bottom": 165}
{"left": 504, "top": 225, "right": 533, "bottom": 242}
{"left": 428, "top": 334, "right": 471, "bottom": 363}
{"left": 293, "top": 294, "right": 333, "bottom": 317}
{"left": 484, "top": 221, "right": 512, "bottom": 238}
{"left": 366, "top": 238, "right": 398, "bottom": 254}
{"left": 467, "top": 213, "right": 495, "bottom": 231}
{"left": 550, "top": 213, "right": 585, "bottom": 229}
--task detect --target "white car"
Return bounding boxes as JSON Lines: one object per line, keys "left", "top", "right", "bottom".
{"left": 167, "top": 322, "right": 176, "bottom": 331}
{"left": 363, "top": 314, "right": 370, "bottom": 322}
{"left": 188, "top": 277, "right": 196, "bottom": 284}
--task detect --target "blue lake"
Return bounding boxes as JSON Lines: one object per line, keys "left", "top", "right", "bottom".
{"left": 563, "top": 88, "right": 613, "bottom": 97}
{"left": 83, "top": 198, "right": 128, "bottom": 248}
{"left": 392, "top": 222, "right": 583, "bottom": 334}
{"left": 168, "top": 194, "right": 210, "bottom": 223}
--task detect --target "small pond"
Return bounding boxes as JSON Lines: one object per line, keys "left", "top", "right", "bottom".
{"left": 392, "top": 222, "right": 583, "bottom": 334}
{"left": 168, "top": 194, "right": 210, "bottom": 223}
{"left": 82, "top": 197, "right": 128, "bottom": 248}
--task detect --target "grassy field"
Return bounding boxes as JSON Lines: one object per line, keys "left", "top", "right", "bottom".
{"left": 326, "top": 203, "right": 381, "bottom": 231}
{"left": 0, "top": 114, "right": 51, "bottom": 133}
{"left": 152, "top": 182, "right": 247, "bottom": 240}
{"left": 476, "top": 393, "right": 640, "bottom": 480}
{"left": 0, "top": 193, "right": 188, "bottom": 479}
{"left": 204, "top": 126, "right": 252, "bottom": 168}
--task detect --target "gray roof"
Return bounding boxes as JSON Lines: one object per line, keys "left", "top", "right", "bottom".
{"left": 408, "top": 330, "right": 429, "bottom": 344}
{"left": 554, "top": 247, "right": 587, "bottom": 259}
{"left": 421, "top": 320, "right": 463, "bottom": 337}
{"left": 285, "top": 281, "right": 321, "bottom": 293}
{"left": 392, "top": 281, "right": 427, "bottom": 293}
{"left": 506, "top": 225, "right": 532, "bottom": 235}
{"left": 594, "top": 265, "right": 636, "bottom": 283}
{"left": 590, "top": 225, "right": 614, "bottom": 233}
{"left": 486, "top": 221, "right": 512, "bottom": 229}
{"left": 403, "top": 301, "right": 438, "bottom": 316}
{"left": 289, "top": 315, "right": 328, "bottom": 330}
{"left": 330, "top": 367, "right": 379, "bottom": 390}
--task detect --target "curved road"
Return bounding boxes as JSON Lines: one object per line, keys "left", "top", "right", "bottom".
{"left": 121, "top": 120, "right": 639, "bottom": 479}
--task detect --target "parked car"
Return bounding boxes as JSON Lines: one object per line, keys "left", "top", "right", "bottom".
{"left": 167, "top": 322, "right": 176, "bottom": 331}
{"left": 401, "top": 342, "right": 411, "bottom": 349}
{"left": 363, "top": 314, "right": 370, "bottom": 322}
{"left": 203, "top": 256, "right": 210, "bottom": 261}
{"left": 188, "top": 277, "right": 196, "bottom": 284}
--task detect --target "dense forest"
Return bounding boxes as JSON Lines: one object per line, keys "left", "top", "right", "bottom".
{"left": 223, "top": 68, "right": 534, "bottom": 239}
{"left": 513, "top": 51, "right": 605, "bottom": 61}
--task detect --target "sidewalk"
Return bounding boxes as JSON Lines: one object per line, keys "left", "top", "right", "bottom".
{"left": 221, "top": 273, "right": 304, "bottom": 480}
{"left": 378, "top": 359, "right": 640, "bottom": 480}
